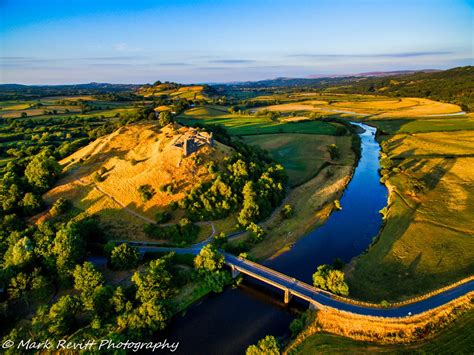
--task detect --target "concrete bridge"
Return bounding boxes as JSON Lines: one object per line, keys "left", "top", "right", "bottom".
{"left": 127, "top": 245, "right": 474, "bottom": 318}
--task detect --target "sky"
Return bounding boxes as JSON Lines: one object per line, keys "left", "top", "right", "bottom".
{"left": 0, "top": 0, "right": 473, "bottom": 84}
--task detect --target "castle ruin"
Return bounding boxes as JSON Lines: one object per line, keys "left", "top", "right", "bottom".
{"left": 170, "top": 128, "right": 214, "bottom": 156}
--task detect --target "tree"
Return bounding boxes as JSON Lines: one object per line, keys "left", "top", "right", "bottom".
{"left": 25, "top": 152, "right": 61, "bottom": 191}
{"left": 42, "top": 295, "right": 79, "bottom": 336}
{"left": 4, "top": 236, "right": 34, "bottom": 267}
{"left": 312, "top": 264, "right": 330, "bottom": 290}
{"left": 158, "top": 111, "right": 173, "bottom": 127}
{"left": 53, "top": 224, "right": 84, "bottom": 277}
{"left": 194, "top": 244, "right": 224, "bottom": 273}
{"left": 194, "top": 245, "right": 230, "bottom": 292}
{"left": 132, "top": 254, "right": 174, "bottom": 303}
{"left": 246, "top": 222, "right": 265, "bottom": 243}
{"left": 49, "top": 198, "right": 70, "bottom": 217}
{"left": 116, "top": 297, "right": 168, "bottom": 338}
{"left": 110, "top": 243, "right": 141, "bottom": 270}
{"left": 238, "top": 181, "right": 260, "bottom": 226}
{"left": 73, "top": 262, "right": 104, "bottom": 310}
{"left": 312, "top": 264, "right": 349, "bottom": 296}
{"left": 246, "top": 335, "right": 280, "bottom": 355}
{"left": 326, "top": 269, "right": 349, "bottom": 296}
{"left": 138, "top": 184, "right": 155, "bottom": 202}
{"left": 327, "top": 144, "right": 340, "bottom": 160}
{"left": 22, "top": 192, "right": 43, "bottom": 215}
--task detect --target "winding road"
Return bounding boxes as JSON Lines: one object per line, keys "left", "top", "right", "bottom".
{"left": 110, "top": 242, "right": 473, "bottom": 319}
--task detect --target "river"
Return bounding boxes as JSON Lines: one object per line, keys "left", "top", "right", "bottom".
{"left": 163, "top": 122, "right": 388, "bottom": 354}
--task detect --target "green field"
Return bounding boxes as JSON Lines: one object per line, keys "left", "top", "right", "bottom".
{"left": 293, "top": 308, "right": 474, "bottom": 354}
{"left": 347, "top": 116, "right": 474, "bottom": 301}
{"left": 243, "top": 134, "right": 345, "bottom": 186}
{"left": 178, "top": 109, "right": 341, "bottom": 136}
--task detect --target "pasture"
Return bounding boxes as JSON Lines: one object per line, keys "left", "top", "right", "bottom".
{"left": 242, "top": 134, "right": 348, "bottom": 186}
{"left": 178, "top": 106, "right": 343, "bottom": 136}
{"left": 347, "top": 129, "right": 474, "bottom": 301}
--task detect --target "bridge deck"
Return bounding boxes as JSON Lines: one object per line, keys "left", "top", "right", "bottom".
{"left": 224, "top": 253, "right": 474, "bottom": 318}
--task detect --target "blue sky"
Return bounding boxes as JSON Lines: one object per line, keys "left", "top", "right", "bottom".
{"left": 0, "top": 0, "right": 472, "bottom": 84}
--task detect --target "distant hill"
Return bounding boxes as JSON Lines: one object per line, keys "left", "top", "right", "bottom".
{"left": 328, "top": 66, "right": 474, "bottom": 111}
{"left": 307, "top": 69, "right": 440, "bottom": 78}
{"left": 0, "top": 82, "right": 142, "bottom": 100}
{"left": 137, "top": 82, "right": 217, "bottom": 100}
{"left": 217, "top": 66, "right": 474, "bottom": 111}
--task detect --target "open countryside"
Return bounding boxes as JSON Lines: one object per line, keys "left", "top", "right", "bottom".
{"left": 1, "top": 1, "right": 473, "bottom": 354}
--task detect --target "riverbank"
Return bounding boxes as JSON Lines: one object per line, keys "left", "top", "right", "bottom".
{"left": 346, "top": 118, "right": 474, "bottom": 302}
{"left": 228, "top": 134, "right": 357, "bottom": 261}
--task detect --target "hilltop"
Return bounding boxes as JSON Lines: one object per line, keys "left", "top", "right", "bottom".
{"left": 43, "top": 122, "right": 233, "bottom": 239}
{"left": 137, "top": 81, "right": 217, "bottom": 100}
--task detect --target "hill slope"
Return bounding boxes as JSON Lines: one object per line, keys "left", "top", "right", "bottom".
{"left": 44, "top": 122, "right": 233, "bottom": 238}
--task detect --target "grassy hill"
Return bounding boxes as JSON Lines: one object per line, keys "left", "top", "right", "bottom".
{"left": 43, "top": 122, "right": 233, "bottom": 239}
{"left": 330, "top": 66, "right": 474, "bottom": 112}
{"left": 137, "top": 82, "right": 216, "bottom": 100}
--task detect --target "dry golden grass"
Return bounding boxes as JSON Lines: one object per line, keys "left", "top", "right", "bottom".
{"left": 286, "top": 293, "right": 473, "bottom": 353}
{"left": 387, "top": 131, "right": 474, "bottom": 157}
{"left": 258, "top": 96, "right": 462, "bottom": 119}
{"left": 44, "top": 122, "right": 234, "bottom": 239}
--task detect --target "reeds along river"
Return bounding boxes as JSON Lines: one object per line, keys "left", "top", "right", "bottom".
{"left": 162, "top": 122, "right": 388, "bottom": 354}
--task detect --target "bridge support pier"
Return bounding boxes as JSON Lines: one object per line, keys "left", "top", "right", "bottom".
{"left": 284, "top": 289, "right": 293, "bottom": 304}
{"left": 230, "top": 265, "right": 240, "bottom": 279}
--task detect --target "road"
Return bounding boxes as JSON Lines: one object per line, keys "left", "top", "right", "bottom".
{"left": 122, "top": 244, "right": 473, "bottom": 318}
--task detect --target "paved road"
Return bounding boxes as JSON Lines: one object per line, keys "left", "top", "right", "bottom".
{"left": 131, "top": 244, "right": 473, "bottom": 318}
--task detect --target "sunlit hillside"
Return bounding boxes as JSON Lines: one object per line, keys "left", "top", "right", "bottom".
{"left": 43, "top": 122, "right": 233, "bottom": 239}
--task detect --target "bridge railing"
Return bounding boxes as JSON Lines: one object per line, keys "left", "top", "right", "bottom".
{"left": 225, "top": 253, "right": 325, "bottom": 295}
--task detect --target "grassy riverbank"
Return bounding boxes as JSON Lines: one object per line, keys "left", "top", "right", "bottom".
{"left": 290, "top": 306, "right": 474, "bottom": 354}
{"left": 346, "top": 114, "right": 474, "bottom": 302}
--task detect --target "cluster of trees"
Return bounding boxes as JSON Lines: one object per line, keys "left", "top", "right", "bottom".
{"left": 1, "top": 151, "right": 61, "bottom": 217}
{"left": 180, "top": 143, "right": 287, "bottom": 229}
{"left": 312, "top": 264, "right": 349, "bottom": 296}
{"left": 3, "top": 252, "right": 176, "bottom": 346}
{"left": 246, "top": 335, "right": 280, "bottom": 355}
{"left": 143, "top": 218, "right": 199, "bottom": 245}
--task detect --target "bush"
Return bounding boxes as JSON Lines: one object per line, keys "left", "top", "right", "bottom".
{"left": 281, "top": 204, "right": 294, "bottom": 219}
{"left": 327, "top": 144, "right": 340, "bottom": 160}
{"left": 138, "top": 184, "right": 155, "bottom": 202}
{"left": 155, "top": 211, "right": 171, "bottom": 223}
{"left": 50, "top": 198, "right": 70, "bottom": 217}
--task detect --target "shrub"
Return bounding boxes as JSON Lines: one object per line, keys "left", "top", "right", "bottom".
{"left": 281, "top": 204, "right": 294, "bottom": 219}
{"left": 138, "top": 184, "right": 155, "bottom": 202}
{"left": 50, "top": 198, "right": 70, "bottom": 217}
{"left": 155, "top": 211, "right": 171, "bottom": 223}
{"left": 327, "top": 144, "right": 340, "bottom": 160}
